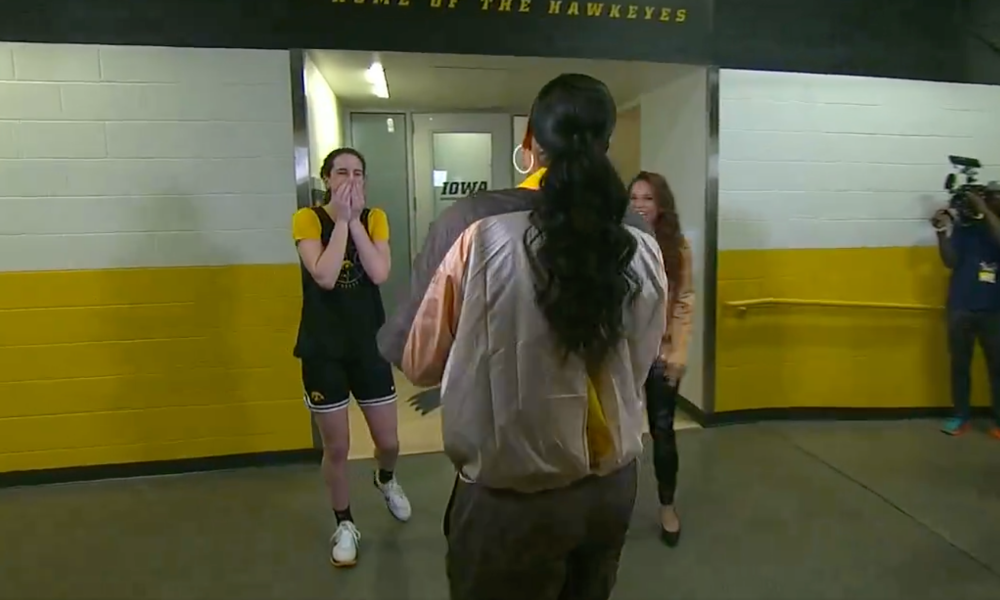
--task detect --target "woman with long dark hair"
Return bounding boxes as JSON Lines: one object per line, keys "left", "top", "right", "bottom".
{"left": 378, "top": 74, "right": 669, "bottom": 600}
{"left": 628, "top": 171, "right": 695, "bottom": 547}
{"left": 291, "top": 148, "right": 412, "bottom": 568}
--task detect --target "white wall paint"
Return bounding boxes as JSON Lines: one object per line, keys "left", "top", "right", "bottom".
{"left": 0, "top": 43, "right": 297, "bottom": 272}
{"left": 719, "top": 69, "right": 1000, "bottom": 251}
{"left": 304, "top": 52, "right": 343, "bottom": 186}
{"left": 512, "top": 115, "right": 529, "bottom": 187}
{"left": 639, "top": 66, "right": 709, "bottom": 409}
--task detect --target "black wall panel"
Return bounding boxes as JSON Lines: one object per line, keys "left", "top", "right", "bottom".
{"left": 0, "top": 0, "right": 997, "bottom": 84}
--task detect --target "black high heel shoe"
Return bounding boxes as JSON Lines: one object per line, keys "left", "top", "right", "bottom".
{"left": 659, "top": 507, "right": 681, "bottom": 547}
{"left": 660, "top": 525, "right": 682, "bottom": 547}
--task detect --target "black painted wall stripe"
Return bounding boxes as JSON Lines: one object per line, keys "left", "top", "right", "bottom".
{"left": 0, "top": 0, "right": 998, "bottom": 84}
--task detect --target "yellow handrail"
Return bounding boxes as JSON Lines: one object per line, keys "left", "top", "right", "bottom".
{"left": 726, "top": 298, "right": 943, "bottom": 313}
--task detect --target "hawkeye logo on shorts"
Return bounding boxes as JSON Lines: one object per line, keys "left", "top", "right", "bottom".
{"left": 440, "top": 180, "right": 488, "bottom": 198}
{"left": 309, "top": 391, "right": 325, "bottom": 404}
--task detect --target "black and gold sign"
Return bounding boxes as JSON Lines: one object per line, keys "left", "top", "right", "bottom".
{"left": 322, "top": 0, "right": 709, "bottom": 63}
{"left": 0, "top": 0, "right": 710, "bottom": 65}
{"left": 331, "top": 0, "right": 688, "bottom": 24}
{"left": 2, "top": 0, "right": 983, "bottom": 87}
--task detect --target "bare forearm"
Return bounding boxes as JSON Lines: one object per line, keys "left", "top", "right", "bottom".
{"left": 349, "top": 220, "right": 390, "bottom": 284}
{"left": 315, "top": 222, "right": 350, "bottom": 288}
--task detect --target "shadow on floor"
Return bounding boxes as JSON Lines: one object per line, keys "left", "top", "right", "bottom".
{"left": 0, "top": 421, "right": 998, "bottom": 600}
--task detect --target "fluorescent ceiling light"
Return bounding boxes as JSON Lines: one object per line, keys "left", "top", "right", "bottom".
{"left": 365, "top": 60, "right": 389, "bottom": 99}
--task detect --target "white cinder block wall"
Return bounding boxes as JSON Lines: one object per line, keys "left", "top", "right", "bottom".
{"left": 0, "top": 43, "right": 297, "bottom": 272}
{"left": 719, "top": 70, "right": 1000, "bottom": 251}
{"left": 639, "top": 66, "right": 709, "bottom": 409}
{"left": 304, "top": 52, "right": 343, "bottom": 189}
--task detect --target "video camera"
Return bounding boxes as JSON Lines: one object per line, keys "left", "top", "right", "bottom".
{"left": 944, "top": 155, "right": 988, "bottom": 222}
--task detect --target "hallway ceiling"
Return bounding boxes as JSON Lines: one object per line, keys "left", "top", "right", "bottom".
{"left": 308, "top": 50, "right": 694, "bottom": 112}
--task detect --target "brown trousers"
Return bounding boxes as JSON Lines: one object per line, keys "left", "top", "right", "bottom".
{"left": 444, "top": 461, "right": 638, "bottom": 600}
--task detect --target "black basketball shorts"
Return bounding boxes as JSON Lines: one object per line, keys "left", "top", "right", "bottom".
{"left": 301, "top": 352, "right": 397, "bottom": 413}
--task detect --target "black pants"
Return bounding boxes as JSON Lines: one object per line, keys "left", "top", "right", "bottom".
{"left": 948, "top": 309, "right": 1000, "bottom": 424}
{"left": 443, "top": 464, "right": 638, "bottom": 600}
{"left": 644, "top": 361, "right": 679, "bottom": 506}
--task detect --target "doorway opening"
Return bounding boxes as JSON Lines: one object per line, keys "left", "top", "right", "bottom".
{"left": 300, "top": 50, "right": 709, "bottom": 456}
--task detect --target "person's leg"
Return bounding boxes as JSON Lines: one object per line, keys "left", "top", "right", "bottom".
{"left": 446, "top": 480, "right": 578, "bottom": 600}
{"left": 974, "top": 312, "right": 1000, "bottom": 438}
{"left": 557, "top": 462, "right": 639, "bottom": 600}
{"left": 351, "top": 353, "right": 411, "bottom": 522}
{"left": 302, "top": 359, "right": 358, "bottom": 567}
{"left": 644, "top": 363, "right": 680, "bottom": 543}
{"left": 944, "top": 310, "right": 976, "bottom": 435}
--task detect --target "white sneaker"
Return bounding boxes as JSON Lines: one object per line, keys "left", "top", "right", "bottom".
{"left": 375, "top": 473, "right": 412, "bottom": 522}
{"left": 330, "top": 521, "right": 360, "bottom": 568}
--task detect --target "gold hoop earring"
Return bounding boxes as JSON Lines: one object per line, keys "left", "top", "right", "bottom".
{"left": 513, "top": 144, "right": 535, "bottom": 175}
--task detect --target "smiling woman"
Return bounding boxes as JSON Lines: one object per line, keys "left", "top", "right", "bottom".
{"left": 628, "top": 170, "right": 695, "bottom": 547}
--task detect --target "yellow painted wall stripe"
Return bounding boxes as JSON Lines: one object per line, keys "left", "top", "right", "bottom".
{"left": 715, "top": 246, "right": 992, "bottom": 413}
{"left": 0, "top": 264, "right": 311, "bottom": 473}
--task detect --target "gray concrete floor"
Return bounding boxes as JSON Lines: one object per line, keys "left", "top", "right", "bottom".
{"left": 1, "top": 420, "right": 999, "bottom": 600}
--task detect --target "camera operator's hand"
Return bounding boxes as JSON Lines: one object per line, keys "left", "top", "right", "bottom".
{"left": 931, "top": 209, "right": 953, "bottom": 231}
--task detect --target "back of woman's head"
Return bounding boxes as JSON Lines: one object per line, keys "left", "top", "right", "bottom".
{"left": 524, "top": 73, "right": 639, "bottom": 368}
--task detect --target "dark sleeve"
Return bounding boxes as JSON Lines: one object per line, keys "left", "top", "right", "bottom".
{"left": 623, "top": 207, "right": 653, "bottom": 234}
{"left": 377, "top": 199, "right": 478, "bottom": 369}
{"left": 378, "top": 198, "right": 652, "bottom": 368}
{"left": 949, "top": 229, "right": 963, "bottom": 254}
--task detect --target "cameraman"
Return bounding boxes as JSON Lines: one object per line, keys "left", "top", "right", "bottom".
{"left": 932, "top": 180, "right": 1000, "bottom": 438}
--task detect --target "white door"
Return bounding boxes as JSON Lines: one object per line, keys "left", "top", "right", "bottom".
{"left": 412, "top": 114, "right": 513, "bottom": 250}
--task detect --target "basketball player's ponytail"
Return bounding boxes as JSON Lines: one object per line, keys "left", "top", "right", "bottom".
{"left": 523, "top": 74, "right": 639, "bottom": 368}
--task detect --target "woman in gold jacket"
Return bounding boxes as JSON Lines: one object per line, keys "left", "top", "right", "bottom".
{"left": 628, "top": 171, "right": 695, "bottom": 547}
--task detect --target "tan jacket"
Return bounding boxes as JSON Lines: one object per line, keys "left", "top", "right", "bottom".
{"left": 661, "top": 239, "right": 695, "bottom": 367}
{"left": 378, "top": 188, "right": 668, "bottom": 493}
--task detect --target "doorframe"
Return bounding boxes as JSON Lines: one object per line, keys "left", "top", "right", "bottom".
{"left": 700, "top": 66, "right": 720, "bottom": 418}
{"left": 288, "top": 50, "right": 326, "bottom": 451}
{"left": 289, "top": 49, "right": 313, "bottom": 212}
{"left": 511, "top": 114, "right": 529, "bottom": 187}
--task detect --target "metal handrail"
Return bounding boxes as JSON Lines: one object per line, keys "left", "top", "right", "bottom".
{"left": 726, "top": 298, "right": 943, "bottom": 314}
